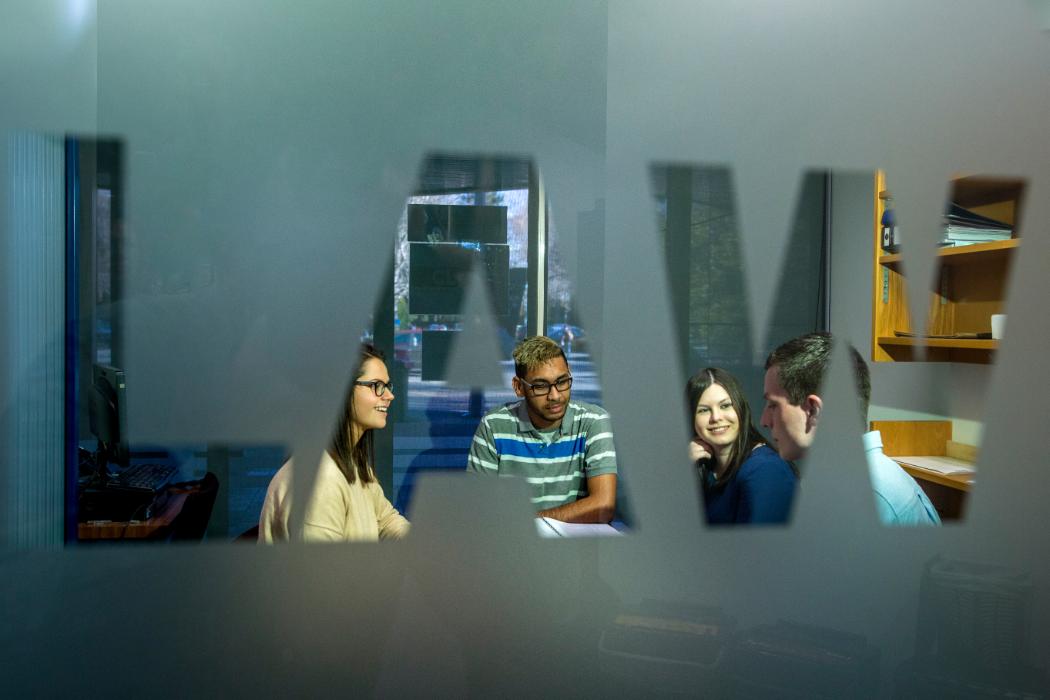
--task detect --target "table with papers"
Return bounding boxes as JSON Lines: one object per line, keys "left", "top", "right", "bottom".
{"left": 534, "top": 517, "right": 625, "bottom": 538}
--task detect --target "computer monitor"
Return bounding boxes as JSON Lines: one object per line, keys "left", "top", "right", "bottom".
{"left": 88, "top": 363, "right": 129, "bottom": 469}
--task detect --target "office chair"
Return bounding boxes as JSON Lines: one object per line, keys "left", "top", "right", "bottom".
{"left": 169, "top": 472, "right": 219, "bottom": 541}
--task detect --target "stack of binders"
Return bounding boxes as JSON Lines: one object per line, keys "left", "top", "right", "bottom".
{"left": 942, "top": 202, "right": 1012, "bottom": 247}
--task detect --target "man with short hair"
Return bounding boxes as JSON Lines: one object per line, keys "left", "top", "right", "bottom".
{"left": 467, "top": 335, "right": 617, "bottom": 523}
{"left": 762, "top": 332, "right": 940, "bottom": 525}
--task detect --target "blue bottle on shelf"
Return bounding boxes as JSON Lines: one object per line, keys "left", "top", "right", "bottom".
{"left": 880, "top": 200, "right": 899, "bottom": 253}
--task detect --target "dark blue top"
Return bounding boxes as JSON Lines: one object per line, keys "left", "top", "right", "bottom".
{"left": 701, "top": 445, "right": 797, "bottom": 525}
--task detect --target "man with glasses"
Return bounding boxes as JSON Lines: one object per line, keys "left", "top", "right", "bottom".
{"left": 467, "top": 335, "right": 618, "bottom": 523}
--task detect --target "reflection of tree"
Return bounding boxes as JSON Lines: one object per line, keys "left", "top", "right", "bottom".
{"left": 546, "top": 216, "right": 573, "bottom": 323}
{"left": 95, "top": 189, "right": 113, "bottom": 303}
{"left": 689, "top": 196, "right": 750, "bottom": 364}
{"left": 653, "top": 167, "right": 751, "bottom": 366}
{"left": 657, "top": 167, "right": 825, "bottom": 370}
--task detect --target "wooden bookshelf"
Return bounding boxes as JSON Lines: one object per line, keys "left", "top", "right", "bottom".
{"left": 876, "top": 337, "right": 998, "bottom": 350}
{"left": 872, "top": 172, "right": 1024, "bottom": 363}
{"left": 877, "top": 238, "right": 1019, "bottom": 269}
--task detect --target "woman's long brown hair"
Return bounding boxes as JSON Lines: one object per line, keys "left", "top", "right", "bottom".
{"left": 329, "top": 344, "right": 385, "bottom": 485}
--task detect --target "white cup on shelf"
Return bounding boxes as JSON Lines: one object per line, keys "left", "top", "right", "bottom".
{"left": 991, "top": 313, "right": 1007, "bottom": 340}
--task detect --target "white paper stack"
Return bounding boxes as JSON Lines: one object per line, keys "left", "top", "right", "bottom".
{"left": 895, "top": 455, "right": 976, "bottom": 475}
{"left": 535, "top": 517, "right": 624, "bottom": 538}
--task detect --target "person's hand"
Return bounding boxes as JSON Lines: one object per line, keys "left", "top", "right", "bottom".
{"left": 689, "top": 437, "right": 713, "bottom": 462}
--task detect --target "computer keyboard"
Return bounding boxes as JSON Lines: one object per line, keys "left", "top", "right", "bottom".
{"left": 109, "top": 462, "right": 178, "bottom": 493}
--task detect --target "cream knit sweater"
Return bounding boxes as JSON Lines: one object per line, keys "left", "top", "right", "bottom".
{"left": 258, "top": 452, "right": 410, "bottom": 542}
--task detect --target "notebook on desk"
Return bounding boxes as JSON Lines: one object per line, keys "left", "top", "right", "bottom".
{"left": 895, "top": 456, "right": 976, "bottom": 476}
{"left": 535, "top": 517, "right": 623, "bottom": 538}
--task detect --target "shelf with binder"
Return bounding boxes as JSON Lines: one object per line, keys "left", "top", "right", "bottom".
{"left": 871, "top": 172, "right": 1024, "bottom": 363}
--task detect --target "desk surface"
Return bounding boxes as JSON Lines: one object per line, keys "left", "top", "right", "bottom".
{"left": 896, "top": 463, "right": 974, "bottom": 493}
{"left": 78, "top": 491, "right": 188, "bottom": 540}
{"left": 872, "top": 420, "right": 976, "bottom": 494}
{"left": 872, "top": 420, "right": 975, "bottom": 519}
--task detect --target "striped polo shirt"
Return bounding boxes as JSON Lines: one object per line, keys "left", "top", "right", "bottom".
{"left": 466, "top": 399, "right": 618, "bottom": 508}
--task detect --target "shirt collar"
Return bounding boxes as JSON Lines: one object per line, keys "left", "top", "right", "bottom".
{"left": 512, "top": 399, "right": 576, "bottom": 435}
{"left": 862, "top": 429, "right": 882, "bottom": 453}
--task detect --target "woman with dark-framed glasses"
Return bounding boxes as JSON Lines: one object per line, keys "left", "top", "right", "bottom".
{"left": 259, "top": 344, "right": 409, "bottom": 542}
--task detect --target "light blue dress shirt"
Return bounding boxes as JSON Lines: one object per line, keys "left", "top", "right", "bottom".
{"left": 863, "top": 430, "right": 942, "bottom": 526}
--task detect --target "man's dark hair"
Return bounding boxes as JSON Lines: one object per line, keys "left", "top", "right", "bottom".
{"left": 765, "top": 332, "right": 871, "bottom": 425}
{"left": 513, "top": 336, "right": 566, "bottom": 378}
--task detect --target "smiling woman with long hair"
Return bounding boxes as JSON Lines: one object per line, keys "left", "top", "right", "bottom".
{"left": 686, "top": 367, "right": 797, "bottom": 525}
{"left": 259, "top": 344, "right": 409, "bottom": 542}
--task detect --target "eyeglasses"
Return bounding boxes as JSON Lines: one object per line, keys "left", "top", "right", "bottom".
{"left": 355, "top": 379, "right": 394, "bottom": 397}
{"left": 518, "top": 375, "right": 573, "bottom": 397}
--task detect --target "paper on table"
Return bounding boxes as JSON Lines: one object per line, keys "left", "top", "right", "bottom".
{"left": 895, "top": 455, "right": 976, "bottom": 475}
{"left": 534, "top": 517, "right": 624, "bottom": 538}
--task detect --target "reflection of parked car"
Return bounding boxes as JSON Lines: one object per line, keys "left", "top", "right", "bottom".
{"left": 547, "top": 323, "right": 587, "bottom": 353}
{"left": 394, "top": 328, "right": 423, "bottom": 369}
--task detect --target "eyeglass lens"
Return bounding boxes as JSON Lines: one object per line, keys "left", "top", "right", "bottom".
{"left": 358, "top": 380, "right": 392, "bottom": 396}
{"left": 529, "top": 377, "right": 572, "bottom": 395}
